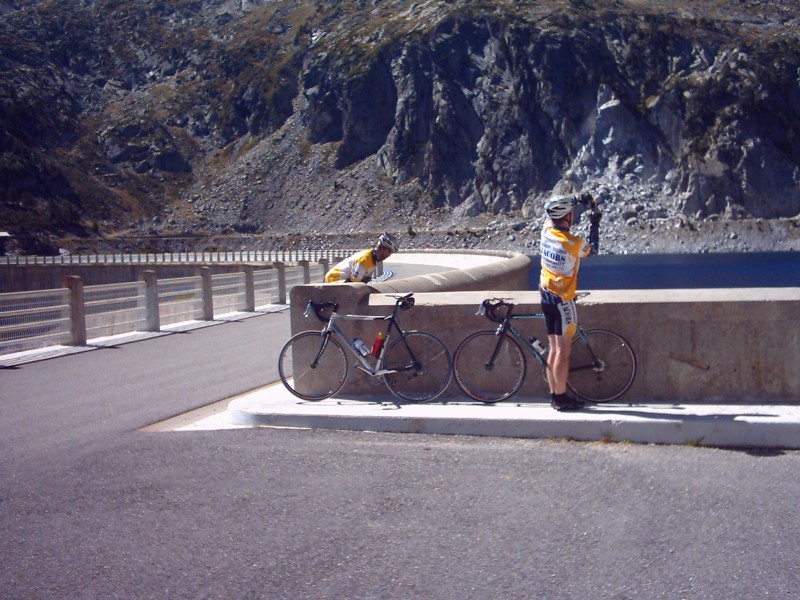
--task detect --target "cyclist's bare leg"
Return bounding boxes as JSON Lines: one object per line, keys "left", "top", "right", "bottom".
{"left": 547, "top": 333, "right": 573, "bottom": 395}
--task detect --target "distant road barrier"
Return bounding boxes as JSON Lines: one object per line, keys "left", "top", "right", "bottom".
{"left": 0, "top": 249, "right": 348, "bottom": 266}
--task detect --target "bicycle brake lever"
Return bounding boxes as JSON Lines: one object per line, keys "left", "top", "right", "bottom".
{"left": 476, "top": 303, "right": 487, "bottom": 316}
{"left": 304, "top": 302, "right": 313, "bottom": 318}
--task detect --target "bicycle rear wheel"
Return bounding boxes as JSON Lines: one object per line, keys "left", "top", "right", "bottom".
{"left": 454, "top": 331, "right": 526, "bottom": 403}
{"left": 382, "top": 331, "right": 452, "bottom": 402}
{"left": 278, "top": 331, "right": 348, "bottom": 401}
{"left": 568, "top": 328, "right": 636, "bottom": 402}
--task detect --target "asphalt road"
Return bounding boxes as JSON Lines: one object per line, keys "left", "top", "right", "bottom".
{"left": 2, "top": 312, "right": 799, "bottom": 599}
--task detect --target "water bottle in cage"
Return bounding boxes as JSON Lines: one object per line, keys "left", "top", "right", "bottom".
{"left": 353, "top": 338, "right": 370, "bottom": 357}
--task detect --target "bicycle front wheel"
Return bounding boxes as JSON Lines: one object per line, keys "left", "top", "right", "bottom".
{"left": 568, "top": 328, "right": 636, "bottom": 402}
{"left": 382, "top": 331, "right": 453, "bottom": 403}
{"left": 454, "top": 331, "right": 526, "bottom": 403}
{"left": 278, "top": 331, "right": 348, "bottom": 401}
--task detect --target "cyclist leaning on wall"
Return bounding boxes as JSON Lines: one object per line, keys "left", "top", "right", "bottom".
{"left": 324, "top": 233, "right": 400, "bottom": 284}
{"left": 539, "top": 193, "right": 602, "bottom": 411}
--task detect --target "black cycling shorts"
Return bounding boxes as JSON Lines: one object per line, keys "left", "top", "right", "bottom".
{"left": 540, "top": 289, "right": 578, "bottom": 337}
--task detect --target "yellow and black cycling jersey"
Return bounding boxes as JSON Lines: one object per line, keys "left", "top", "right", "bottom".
{"left": 539, "top": 218, "right": 597, "bottom": 301}
{"left": 324, "top": 248, "right": 378, "bottom": 283}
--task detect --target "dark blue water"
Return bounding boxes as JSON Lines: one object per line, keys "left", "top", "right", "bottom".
{"left": 527, "top": 252, "right": 800, "bottom": 290}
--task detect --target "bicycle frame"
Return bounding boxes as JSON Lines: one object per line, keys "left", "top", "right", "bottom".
{"left": 323, "top": 314, "right": 396, "bottom": 377}
{"left": 481, "top": 301, "right": 600, "bottom": 369}
{"left": 307, "top": 297, "right": 422, "bottom": 378}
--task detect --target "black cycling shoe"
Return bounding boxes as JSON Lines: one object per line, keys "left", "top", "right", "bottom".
{"left": 550, "top": 395, "right": 587, "bottom": 411}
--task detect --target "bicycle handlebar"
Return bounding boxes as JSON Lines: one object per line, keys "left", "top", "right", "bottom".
{"left": 477, "top": 298, "right": 513, "bottom": 323}
{"left": 305, "top": 301, "right": 339, "bottom": 323}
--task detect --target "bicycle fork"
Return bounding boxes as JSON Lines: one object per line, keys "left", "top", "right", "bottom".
{"left": 482, "top": 325, "right": 509, "bottom": 370}
{"left": 310, "top": 328, "right": 334, "bottom": 369}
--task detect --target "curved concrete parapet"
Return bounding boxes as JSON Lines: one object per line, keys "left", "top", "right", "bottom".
{"left": 371, "top": 250, "right": 532, "bottom": 294}
{"left": 290, "top": 250, "right": 530, "bottom": 329}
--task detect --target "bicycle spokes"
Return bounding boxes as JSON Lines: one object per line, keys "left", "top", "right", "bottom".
{"left": 382, "top": 331, "right": 453, "bottom": 403}
{"left": 568, "top": 329, "right": 636, "bottom": 402}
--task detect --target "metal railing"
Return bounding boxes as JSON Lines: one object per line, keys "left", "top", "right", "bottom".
{"left": 0, "top": 288, "right": 73, "bottom": 353}
{"left": 158, "top": 276, "right": 204, "bottom": 327}
{"left": 253, "top": 269, "right": 280, "bottom": 308}
{"left": 84, "top": 281, "right": 148, "bottom": 340}
{"left": 0, "top": 261, "right": 327, "bottom": 356}
{"left": 212, "top": 272, "right": 247, "bottom": 317}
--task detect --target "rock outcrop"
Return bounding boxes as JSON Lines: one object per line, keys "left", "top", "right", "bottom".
{"left": 0, "top": 0, "right": 798, "bottom": 254}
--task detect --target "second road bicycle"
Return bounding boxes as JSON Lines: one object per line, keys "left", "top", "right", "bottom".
{"left": 453, "top": 296, "right": 636, "bottom": 403}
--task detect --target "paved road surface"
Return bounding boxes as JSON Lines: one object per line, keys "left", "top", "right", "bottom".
{"left": 2, "top": 312, "right": 799, "bottom": 599}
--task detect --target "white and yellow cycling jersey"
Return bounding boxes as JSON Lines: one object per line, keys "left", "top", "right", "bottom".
{"left": 539, "top": 218, "right": 594, "bottom": 301}
{"left": 324, "top": 248, "right": 378, "bottom": 283}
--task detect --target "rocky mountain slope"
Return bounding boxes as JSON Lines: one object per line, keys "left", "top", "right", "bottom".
{"left": 1, "top": 0, "right": 799, "bottom": 256}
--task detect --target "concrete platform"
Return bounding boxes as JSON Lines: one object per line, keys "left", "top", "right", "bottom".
{"left": 208, "top": 382, "right": 800, "bottom": 449}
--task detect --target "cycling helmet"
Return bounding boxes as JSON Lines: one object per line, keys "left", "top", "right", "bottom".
{"left": 376, "top": 232, "right": 399, "bottom": 253}
{"left": 544, "top": 195, "right": 577, "bottom": 219}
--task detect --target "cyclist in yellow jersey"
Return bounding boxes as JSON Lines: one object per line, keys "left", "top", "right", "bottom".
{"left": 324, "top": 233, "right": 400, "bottom": 283}
{"left": 539, "top": 193, "right": 602, "bottom": 411}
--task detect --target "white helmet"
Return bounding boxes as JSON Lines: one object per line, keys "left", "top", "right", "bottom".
{"left": 544, "top": 195, "right": 576, "bottom": 219}
{"left": 376, "top": 232, "right": 399, "bottom": 253}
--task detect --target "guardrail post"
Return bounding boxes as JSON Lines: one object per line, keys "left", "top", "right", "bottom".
{"left": 298, "top": 260, "right": 310, "bottom": 284}
{"left": 142, "top": 270, "right": 160, "bottom": 332}
{"left": 199, "top": 266, "right": 214, "bottom": 320}
{"left": 318, "top": 259, "right": 330, "bottom": 282}
{"left": 272, "top": 262, "right": 286, "bottom": 304}
{"left": 242, "top": 265, "right": 255, "bottom": 312}
{"left": 62, "top": 275, "right": 87, "bottom": 346}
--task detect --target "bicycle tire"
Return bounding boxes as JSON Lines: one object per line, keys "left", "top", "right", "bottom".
{"left": 382, "top": 331, "right": 453, "bottom": 403}
{"left": 454, "top": 331, "right": 526, "bottom": 403}
{"left": 568, "top": 328, "right": 636, "bottom": 402}
{"left": 278, "top": 331, "right": 348, "bottom": 401}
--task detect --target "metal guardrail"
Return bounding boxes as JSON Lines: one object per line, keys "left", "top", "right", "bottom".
{"left": 253, "top": 269, "right": 280, "bottom": 310}
{"left": 0, "top": 262, "right": 322, "bottom": 356}
{"left": 0, "top": 288, "right": 72, "bottom": 353}
{"left": 158, "top": 275, "right": 204, "bottom": 327}
{"left": 84, "top": 280, "right": 148, "bottom": 340}
{"left": 0, "top": 248, "right": 396, "bottom": 355}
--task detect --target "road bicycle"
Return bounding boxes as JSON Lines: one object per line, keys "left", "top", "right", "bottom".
{"left": 453, "top": 295, "right": 636, "bottom": 403}
{"left": 278, "top": 293, "right": 453, "bottom": 403}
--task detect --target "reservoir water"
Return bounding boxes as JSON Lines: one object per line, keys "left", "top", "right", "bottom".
{"left": 527, "top": 252, "right": 800, "bottom": 290}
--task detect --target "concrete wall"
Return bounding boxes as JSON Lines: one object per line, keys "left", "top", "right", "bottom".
{"left": 290, "top": 253, "right": 800, "bottom": 403}
{"left": 577, "top": 288, "right": 800, "bottom": 403}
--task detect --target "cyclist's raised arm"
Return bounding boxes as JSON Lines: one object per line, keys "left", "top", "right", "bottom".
{"left": 587, "top": 196, "right": 601, "bottom": 257}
